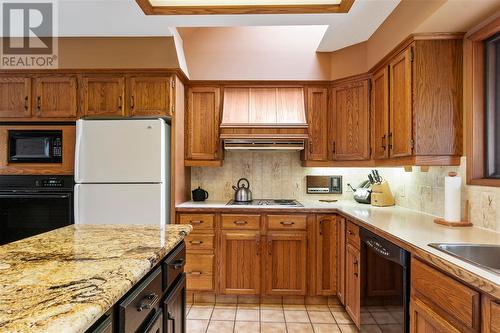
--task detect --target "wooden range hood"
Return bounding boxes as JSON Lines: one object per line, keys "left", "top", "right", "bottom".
{"left": 220, "top": 87, "right": 309, "bottom": 150}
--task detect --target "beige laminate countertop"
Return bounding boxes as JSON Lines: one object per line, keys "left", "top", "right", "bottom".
{"left": 177, "top": 200, "right": 500, "bottom": 298}
{"left": 0, "top": 224, "right": 192, "bottom": 333}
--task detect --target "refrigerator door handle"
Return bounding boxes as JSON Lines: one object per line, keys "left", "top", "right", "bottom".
{"left": 74, "top": 120, "right": 83, "bottom": 183}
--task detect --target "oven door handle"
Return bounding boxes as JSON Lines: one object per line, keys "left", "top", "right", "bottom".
{"left": 0, "top": 194, "right": 71, "bottom": 199}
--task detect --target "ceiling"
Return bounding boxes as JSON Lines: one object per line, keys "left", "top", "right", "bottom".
{"left": 45, "top": 0, "right": 399, "bottom": 51}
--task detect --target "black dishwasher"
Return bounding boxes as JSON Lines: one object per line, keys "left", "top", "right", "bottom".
{"left": 360, "top": 228, "right": 410, "bottom": 333}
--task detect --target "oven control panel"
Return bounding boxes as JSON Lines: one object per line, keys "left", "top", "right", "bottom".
{"left": 36, "top": 178, "right": 65, "bottom": 188}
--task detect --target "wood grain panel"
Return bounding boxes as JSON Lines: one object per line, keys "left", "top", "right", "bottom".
{"left": 265, "top": 232, "right": 307, "bottom": 296}
{"left": 221, "top": 214, "right": 260, "bottom": 230}
{"left": 82, "top": 76, "right": 125, "bottom": 117}
{"left": 220, "top": 231, "right": 261, "bottom": 295}
{"left": 410, "top": 297, "right": 461, "bottom": 333}
{"left": 277, "top": 87, "right": 306, "bottom": 124}
{"left": 389, "top": 47, "right": 413, "bottom": 158}
{"left": 413, "top": 40, "right": 463, "bottom": 156}
{"left": 34, "top": 76, "right": 78, "bottom": 118}
{"left": 249, "top": 88, "right": 277, "bottom": 124}
{"left": 372, "top": 67, "right": 389, "bottom": 159}
{"left": 186, "top": 254, "right": 214, "bottom": 291}
{"left": 0, "top": 77, "right": 31, "bottom": 118}
{"left": 411, "top": 258, "right": 480, "bottom": 332}
{"left": 267, "top": 215, "right": 307, "bottom": 231}
{"left": 186, "top": 86, "right": 221, "bottom": 162}
{"left": 0, "top": 125, "right": 75, "bottom": 175}
{"left": 305, "top": 86, "right": 329, "bottom": 161}
{"left": 316, "top": 215, "right": 338, "bottom": 296}
{"left": 330, "top": 79, "right": 370, "bottom": 161}
{"left": 482, "top": 295, "right": 500, "bottom": 333}
{"left": 222, "top": 87, "right": 250, "bottom": 124}
{"left": 129, "top": 76, "right": 172, "bottom": 117}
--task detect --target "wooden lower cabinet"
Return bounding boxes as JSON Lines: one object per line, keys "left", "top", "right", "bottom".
{"left": 337, "top": 216, "right": 346, "bottom": 305}
{"left": 345, "top": 243, "right": 360, "bottom": 328}
{"left": 264, "top": 232, "right": 307, "bottom": 296}
{"left": 483, "top": 296, "right": 500, "bottom": 333}
{"left": 219, "top": 231, "right": 261, "bottom": 295}
{"left": 410, "top": 297, "right": 461, "bottom": 333}
{"left": 316, "top": 215, "right": 338, "bottom": 295}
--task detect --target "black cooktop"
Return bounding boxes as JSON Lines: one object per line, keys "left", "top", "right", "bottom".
{"left": 227, "top": 199, "right": 303, "bottom": 207}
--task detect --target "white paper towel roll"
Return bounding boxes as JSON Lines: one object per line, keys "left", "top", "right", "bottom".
{"left": 444, "top": 173, "right": 462, "bottom": 222}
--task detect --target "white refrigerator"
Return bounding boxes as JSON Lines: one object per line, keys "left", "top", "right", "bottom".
{"left": 74, "top": 119, "right": 170, "bottom": 225}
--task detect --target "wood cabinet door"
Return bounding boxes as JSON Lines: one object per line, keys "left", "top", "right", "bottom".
{"left": 316, "top": 215, "right": 338, "bottom": 296}
{"left": 410, "top": 297, "right": 461, "bottom": 333}
{"left": 306, "top": 86, "right": 329, "bottom": 161}
{"left": 483, "top": 296, "right": 500, "bottom": 333}
{"left": 186, "top": 87, "right": 221, "bottom": 161}
{"left": 220, "top": 231, "right": 261, "bottom": 295}
{"left": 337, "top": 216, "right": 346, "bottom": 305}
{"left": 372, "top": 67, "right": 390, "bottom": 159}
{"left": 129, "top": 76, "right": 172, "bottom": 117}
{"left": 34, "top": 76, "right": 77, "bottom": 118}
{"left": 330, "top": 79, "right": 370, "bottom": 161}
{"left": 389, "top": 47, "right": 413, "bottom": 158}
{"left": 345, "top": 243, "right": 360, "bottom": 328}
{"left": 265, "top": 232, "right": 307, "bottom": 296}
{"left": 0, "top": 77, "right": 31, "bottom": 118}
{"left": 82, "top": 76, "right": 125, "bottom": 117}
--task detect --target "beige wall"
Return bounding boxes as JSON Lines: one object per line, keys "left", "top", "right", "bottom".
{"left": 58, "top": 37, "right": 180, "bottom": 69}
{"left": 180, "top": 26, "right": 331, "bottom": 81}
{"left": 329, "top": 41, "right": 367, "bottom": 81}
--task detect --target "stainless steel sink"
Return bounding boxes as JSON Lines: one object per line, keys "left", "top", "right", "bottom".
{"left": 428, "top": 243, "right": 500, "bottom": 275}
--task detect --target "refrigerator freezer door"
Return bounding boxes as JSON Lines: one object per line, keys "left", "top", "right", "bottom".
{"left": 75, "top": 119, "right": 167, "bottom": 183}
{"left": 74, "top": 184, "right": 167, "bottom": 225}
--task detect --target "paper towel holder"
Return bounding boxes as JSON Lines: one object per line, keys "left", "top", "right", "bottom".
{"left": 435, "top": 172, "right": 472, "bottom": 227}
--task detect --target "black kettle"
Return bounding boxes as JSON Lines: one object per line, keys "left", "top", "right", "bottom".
{"left": 192, "top": 187, "right": 209, "bottom": 202}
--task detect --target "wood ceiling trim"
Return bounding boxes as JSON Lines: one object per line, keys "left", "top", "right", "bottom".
{"left": 136, "top": 0, "right": 354, "bottom": 15}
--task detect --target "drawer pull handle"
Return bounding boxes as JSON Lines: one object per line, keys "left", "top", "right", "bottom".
{"left": 170, "top": 259, "right": 185, "bottom": 270}
{"left": 137, "top": 293, "right": 159, "bottom": 312}
{"left": 280, "top": 221, "right": 295, "bottom": 226}
{"left": 348, "top": 230, "right": 354, "bottom": 235}
{"left": 189, "top": 271, "right": 202, "bottom": 276}
{"left": 189, "top": 240, "right": 204, "bottom": 245}
{"left": 234, "top": 220, "right": 248, "bottom": 225}
{"left": 190, "top": 220, "right": 203, "bottom": 225}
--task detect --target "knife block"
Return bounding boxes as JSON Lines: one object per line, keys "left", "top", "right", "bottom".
{"left": 371, "top": 181, "right": 395, "bottom": 207}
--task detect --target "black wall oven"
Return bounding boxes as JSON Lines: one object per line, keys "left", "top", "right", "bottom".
{"left": 0, "top": 175, "right": 74, "bottom": 245}
{"left": 8, "top": 130, "right": 63, "bottom": 163}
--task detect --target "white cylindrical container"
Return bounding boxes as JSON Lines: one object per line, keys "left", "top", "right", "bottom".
{"left": 444, "top": 172, "right": 462, "bottom": 222}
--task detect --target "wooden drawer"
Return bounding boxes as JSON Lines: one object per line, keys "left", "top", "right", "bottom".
{"left": 267, "top": 215, "right": 307, "bottom": 230}
{"left": 186, "top": 234, "right": 214, "bottom": 250}
{"left": 186, "top": 254, "right": 214, "bottom": 291}
{"left": 221, "top": 214, "right": 260, "bottom": 230}
{"left": 162, "top": 242, "right": 186, "bottom": 291}
{"left": 346, "top": 221, "right": 360, "bottom": 248}
{"left": 118, "top": 267, "right": 162, "bottom": 333}
{"left": 411, "top": 258, "right": 480, "bottom": 332}
{"left": 179, "top": 214, "right": 214, "bottom": 231}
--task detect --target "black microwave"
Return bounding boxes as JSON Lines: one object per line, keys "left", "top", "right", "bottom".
{"left": 8, "top": 130, "right": 63, "bottom": 163}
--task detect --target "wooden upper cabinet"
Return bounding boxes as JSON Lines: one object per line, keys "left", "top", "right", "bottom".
{"left": 186, "top": 86, "right": 221, "bottom": 163}
{"left": 34, "top": 76, "right": 78, "bottom": 118}
{"left": 345, "top": 243, "right": 360, "bottom": 328}
{"left": 265, "top": 232, "right": 307, "bottom": 296}
{"left": 0, "top": 77, "right": 31, "bottom": 118}
{"left": 129, "top": 76, "right": 172, "bottom": 117}
{"left": 82, "top": 76, "right": 125, "bottom": 117}
{"left": 389, "top": 47, "right": 413, "bottom": 158}
{"left": 372, "top": 67, "right": 390, "bottom": 160}
{"left": 305, "top": 86, "right": 329, "bottom": 161}
{"left": 219, "top": 231, "right": 261, "bottom": 295}
{"left": 330, "top": 79, "right": 370, "bottom": 161}
{"left": 316, "top": 215, "right": 338, "bottom": 296}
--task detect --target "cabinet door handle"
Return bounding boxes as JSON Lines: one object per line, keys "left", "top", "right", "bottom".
{"left": 280, "top": 221, "right": 295, "bottom": 226}
{"left": 188, "top": 271, "right": 202, "bottom": 276}
{"left": 190, "top": 220, "right": 203, "bottom": 225}
{"left": 24, "top": 96, "right": 29, "bottom": 110}
{"left": 137, "top": 293, "right": 159, "bottom": 312}
{"left": 36, "top": 96, "right": 41, "bottom": 112}
{"left": 354, "top": 260, "right": 359, "bottom": 277}
{"left": 333, "top": 141, "right": 336, "bottom": 154}
{"left": 319, "top": 220, "right": 327, "bottom": 235}
{"left": 189, "top": 240, "right": 204, "bottom": 245}
{"left": 388, "top": 133, "right": 393, "bottom": 150}
{"left": 267, "top": 240, "right": 272, "bottom": 255}
{"left": 233, "top": 220, "right": 248, "bottom": 225}
{"left": 309, "top": 141, "right": 313, "bottom": 154}
{"left": 130, "top": 96, "right": 135, "bottom": 109}
{"left": 170, "top": 258, "right": 185, "bottom": 270}
{"left": 256, "top": 239, "right": 260, "bottom": 256}
{"left": 118, "top": 95, "right": 122, "bottom": 109}
{"left": 381, "top": 134, "right": 386, "bottom": 150}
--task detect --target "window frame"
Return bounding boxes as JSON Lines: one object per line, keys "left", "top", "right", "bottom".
{"left": 466, "top": 15, "right": 500, "bottom": 186}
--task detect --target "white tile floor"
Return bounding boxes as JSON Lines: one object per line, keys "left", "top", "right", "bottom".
{"left": 186, "top": 303, "right": 403, "bottom": 333}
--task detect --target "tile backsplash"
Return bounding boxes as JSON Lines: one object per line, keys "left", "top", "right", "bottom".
{"left": 191, "top": 152, "right": 500, "bottom": 232}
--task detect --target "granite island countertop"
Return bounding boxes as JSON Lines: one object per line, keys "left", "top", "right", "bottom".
{"left": 0, "top": 224, "right": 192, "bottom": 333}
{"left": 177, "top": 200, "right": 500, "bottom": 298}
